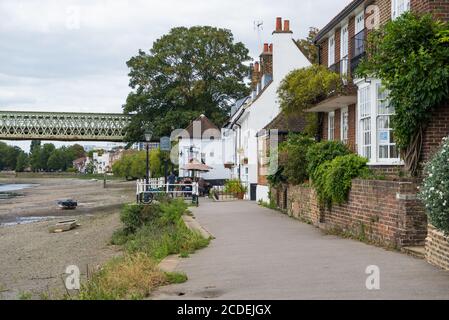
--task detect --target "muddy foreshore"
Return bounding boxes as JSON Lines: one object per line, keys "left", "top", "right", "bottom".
{"left": 0, "top": 177, "right": 135, "bottom": 299}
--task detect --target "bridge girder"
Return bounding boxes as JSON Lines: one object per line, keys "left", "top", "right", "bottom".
{"left": 0, "top": 111, "right": 132, "bottom": 142}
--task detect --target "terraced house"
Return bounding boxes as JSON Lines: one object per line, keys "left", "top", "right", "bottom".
{"left": 308, "top": 0, "right": 449, "bottom": 175}
{"left": 269, "top": 0, "right": 449, "bottom": 258}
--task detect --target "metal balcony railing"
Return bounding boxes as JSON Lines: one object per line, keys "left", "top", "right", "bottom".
{"left": 350, "top": 29, "right": 366, "bottom": 75}
{"left": 328, "top": 56, "right": 349, "bottom": 77}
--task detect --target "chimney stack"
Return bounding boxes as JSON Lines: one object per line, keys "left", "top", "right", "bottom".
{"left": 275, "top": 17, "right": 282, "bottom": 32}
{"left": 251, "top": 62, "right": 261, "bottom": 90}
{"left": 283, "top": 20, "right": 290, "bottom": 32}
{"left": 263, "top": 43, "right": 269, "bottom": 53}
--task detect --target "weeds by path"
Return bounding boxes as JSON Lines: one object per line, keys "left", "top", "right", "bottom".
{"left": 77, "top": 199, "right": 210, "bottom": 300}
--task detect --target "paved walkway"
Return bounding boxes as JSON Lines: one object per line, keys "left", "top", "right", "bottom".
{"left": 155, "top": 199, "right": 449, "bottom": 299}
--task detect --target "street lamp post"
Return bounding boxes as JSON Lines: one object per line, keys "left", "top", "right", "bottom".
{"left": 144, "top": 129, "right": 153, "bottom": 189}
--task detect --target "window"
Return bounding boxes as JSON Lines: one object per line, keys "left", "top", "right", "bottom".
{"left": 355, "top": 11, "right": 364, "bottom": 34}
{"left": 328, "top": 34, "right": 335, "bottom": 66}
{"left": 376, "top": 84, "right": 398, "bottom": 160}
{"left": 341, "top": 107, "right": 349, "bottom": 144}
{"left": 328, "top": 112, "right": 335, "bottom": 141}
{"left": 392, "top": 0, "right": 410, "bottom": 19}
{"left": 357, "top": 80, "right": 400, "bottom": 164}
{"left": 359, "top": 86, "right": 371, "bottom": 160}
{"left": 340, "top": 24, "right": 349, "bottom": 76}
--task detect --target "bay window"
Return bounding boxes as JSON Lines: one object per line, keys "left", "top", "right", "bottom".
{"left": 357, "top": 80, "right": 400, "bottom": 164}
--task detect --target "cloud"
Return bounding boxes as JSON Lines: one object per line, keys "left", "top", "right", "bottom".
{"left": 0, "top": 0, "right": 352, "bottom": 149}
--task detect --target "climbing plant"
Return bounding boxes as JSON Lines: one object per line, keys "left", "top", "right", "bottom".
{"left": 357, "top": 13, "right": 449, "bottom": 176}
{"left": 277, "top": 65, "right": 343, "bottom": 137}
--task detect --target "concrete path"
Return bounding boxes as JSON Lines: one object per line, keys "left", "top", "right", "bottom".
{"left": 155, "top": 199, "right": 449, "bottom": 299}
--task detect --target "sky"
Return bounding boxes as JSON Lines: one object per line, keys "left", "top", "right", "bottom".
{"left": 0, "top": 0, "right": 352, "bottom": 151}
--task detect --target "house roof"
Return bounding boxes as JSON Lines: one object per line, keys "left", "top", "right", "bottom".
{"left": 258, "top": 111, "right": 307, "bottom": 136}
{"left": 314, "top": 0, "right": 365, "bottom": 43}
{"left": 184, "top": 114, "right": 220, "bottom": 139}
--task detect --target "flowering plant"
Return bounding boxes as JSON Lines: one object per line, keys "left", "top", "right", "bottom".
{"left": 419, "top": 137, "right": 449, "bottom": 234}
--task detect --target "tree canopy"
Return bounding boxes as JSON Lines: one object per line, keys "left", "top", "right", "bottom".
{"left": 123, "top": 26, "right": 251, "bottom": 142}
{"left": 296, "top": 27, "right": 320, "bottom": 64}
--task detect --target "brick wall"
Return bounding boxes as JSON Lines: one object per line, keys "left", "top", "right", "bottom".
{"left": 347, "top": 104, "right": 357, "bottom": 152}
{"left": 426, "top": 225, "right": 449, "bottom": 271}
{"left": 271, "top": 178, "right": 427, "bottom": 248}
{"left": 421, "top": 100, "right": 449, "bottom": 165}
{"left": 411, "top": 0, "right": 449, "bottom": 21}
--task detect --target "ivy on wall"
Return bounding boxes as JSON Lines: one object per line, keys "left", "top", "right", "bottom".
{"left": 357, "top": 13, "right": 449, "bottom": 176}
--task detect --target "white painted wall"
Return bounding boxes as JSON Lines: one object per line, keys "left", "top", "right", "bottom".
{"left": 230, "top": 21, "right": 310, "bottom": 200}
{"left": 178, "top": 136, "right": 231, "bottom": 181}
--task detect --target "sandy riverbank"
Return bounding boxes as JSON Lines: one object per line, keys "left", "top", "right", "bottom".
{"left": 0, "top": 178, "right": 136, "bottom": 299}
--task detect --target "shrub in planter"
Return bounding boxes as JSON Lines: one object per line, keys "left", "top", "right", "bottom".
{"left": 314, "top": 154, "right": 371, "bottom": 206}
{"left": 306, "top": 140, "right": 351, "bottom": 181}
{"left": 224, "top": 179, "right": 247, "bottom": 199}
{"left": 419, "top": 137, "right": 449, "bottom": 234}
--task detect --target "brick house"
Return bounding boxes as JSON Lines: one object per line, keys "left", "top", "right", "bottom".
{"left": 308, "top": 0, "right": 449, "bottom": 175}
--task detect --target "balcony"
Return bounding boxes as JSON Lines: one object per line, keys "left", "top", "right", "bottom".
{"left": 328, "top": 56, "right": 349, "bottom": 79}
{"left": 350, "top": 29, "right": 366, "bottom": 75}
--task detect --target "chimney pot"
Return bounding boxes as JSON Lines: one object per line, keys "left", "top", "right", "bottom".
{"left": 275, "top": 17, "right": 282, "bottom": 32}
{"left": 269, "top": 44, "right": 273, "bottom": 52}
{"left": 284, "top": 20, "right": 290, "bottom": 32}
{"left": 263, "top": 43, "right": 269, "bottom": 52}
{"left": 254, "top": 62, "right": 260, "bottom": 72}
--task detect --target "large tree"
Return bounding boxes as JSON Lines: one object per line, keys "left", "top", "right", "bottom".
{"left": 123, "top": 26, "right": 251, "bottom": 142}
{"left": 296, "top": 27, "right": 320, "bottom": 64}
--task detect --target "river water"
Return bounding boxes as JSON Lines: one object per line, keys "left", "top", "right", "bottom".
{"left": 0, "top": 184, "right": 36, "bottom": 193}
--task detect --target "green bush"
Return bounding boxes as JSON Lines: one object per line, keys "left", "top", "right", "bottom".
{"left": 314, "top": 154, "right": 370, "bottom": 206}
{"left": 224, "top": 179, "right": 247, "bottom": 194}
{"left": 419, "top": 137, "right": 449, "bottom": 234}
{"left": 120, "top": 204, "right": 162, "bottom": 233}
{"left": 306, "top": 141, "right": 351, "bottom": 181}
{"left": 278, "top": 134, "right": 316, "bottom": 185}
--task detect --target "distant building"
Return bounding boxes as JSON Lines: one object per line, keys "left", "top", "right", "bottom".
{"left": 72, "top": 157, "right": 89, "bottom": 173}
{"left": 178, "top": 114, "right": 231, "bottom": 184}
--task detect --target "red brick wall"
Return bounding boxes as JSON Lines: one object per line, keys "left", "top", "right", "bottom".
{"left": 421, "top": 100, "right": 449, "bottom": 164}
{"left": 411, "top": 0, "right": 449, "bottom": 21}
{"left": 319, "top": 38, "right": 329, "bottom": 67}
{"left": 272, "top": 179, "right": 427, "bottom": 248}
{"left": 348, "top": 104, "right": 357, "bottom": 152}
{"left": 334, "top": 109, "right": 341, "bottom": 141}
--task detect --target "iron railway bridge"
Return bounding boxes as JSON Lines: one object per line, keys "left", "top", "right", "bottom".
{"left": 0, "top": 111, "right": 132, "bottom": 142}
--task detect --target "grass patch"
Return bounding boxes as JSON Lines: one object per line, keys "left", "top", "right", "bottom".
{"left": 165, "top": 272, "right": 188, "bottom": 284}
{"left": 78, "top": 199, "right": 210, "bottom": 300}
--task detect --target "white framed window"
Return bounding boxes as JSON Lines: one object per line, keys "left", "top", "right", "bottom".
{"left": 340, "top": 24, "right": 349, "bottom": 76}
{"left": 328, "top": 34, "right": 335, "bottom": 66}
{"left": 328, "top": 112, "right": 335, "bottom": 141}
{"left": 355, "top": 11, "right": 365, "bottom": 34}
{"left": 357, "top": 79, "right": 401, "bottom": 164}
{"left": 358, "top": 86, "right": 371, "bottom": 160}
{"left": 392, "top": 0, "right": 411, "bottom": 20}
{"left": 341, "top": 106, "right": 349, "bottom": 144}
{"left": 376, "top": 83, "right": 399, "bottom": 161}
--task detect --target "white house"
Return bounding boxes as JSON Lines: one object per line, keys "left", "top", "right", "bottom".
{"left": 178, "top": 115, "right": 231, "bottom": 184}
{"left": 224, "top": 17, "right": 310, "bottom": 201}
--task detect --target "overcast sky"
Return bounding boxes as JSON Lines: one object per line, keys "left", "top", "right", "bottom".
{"left": 0, "top": 0, "right": 351, "bottom": 151}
